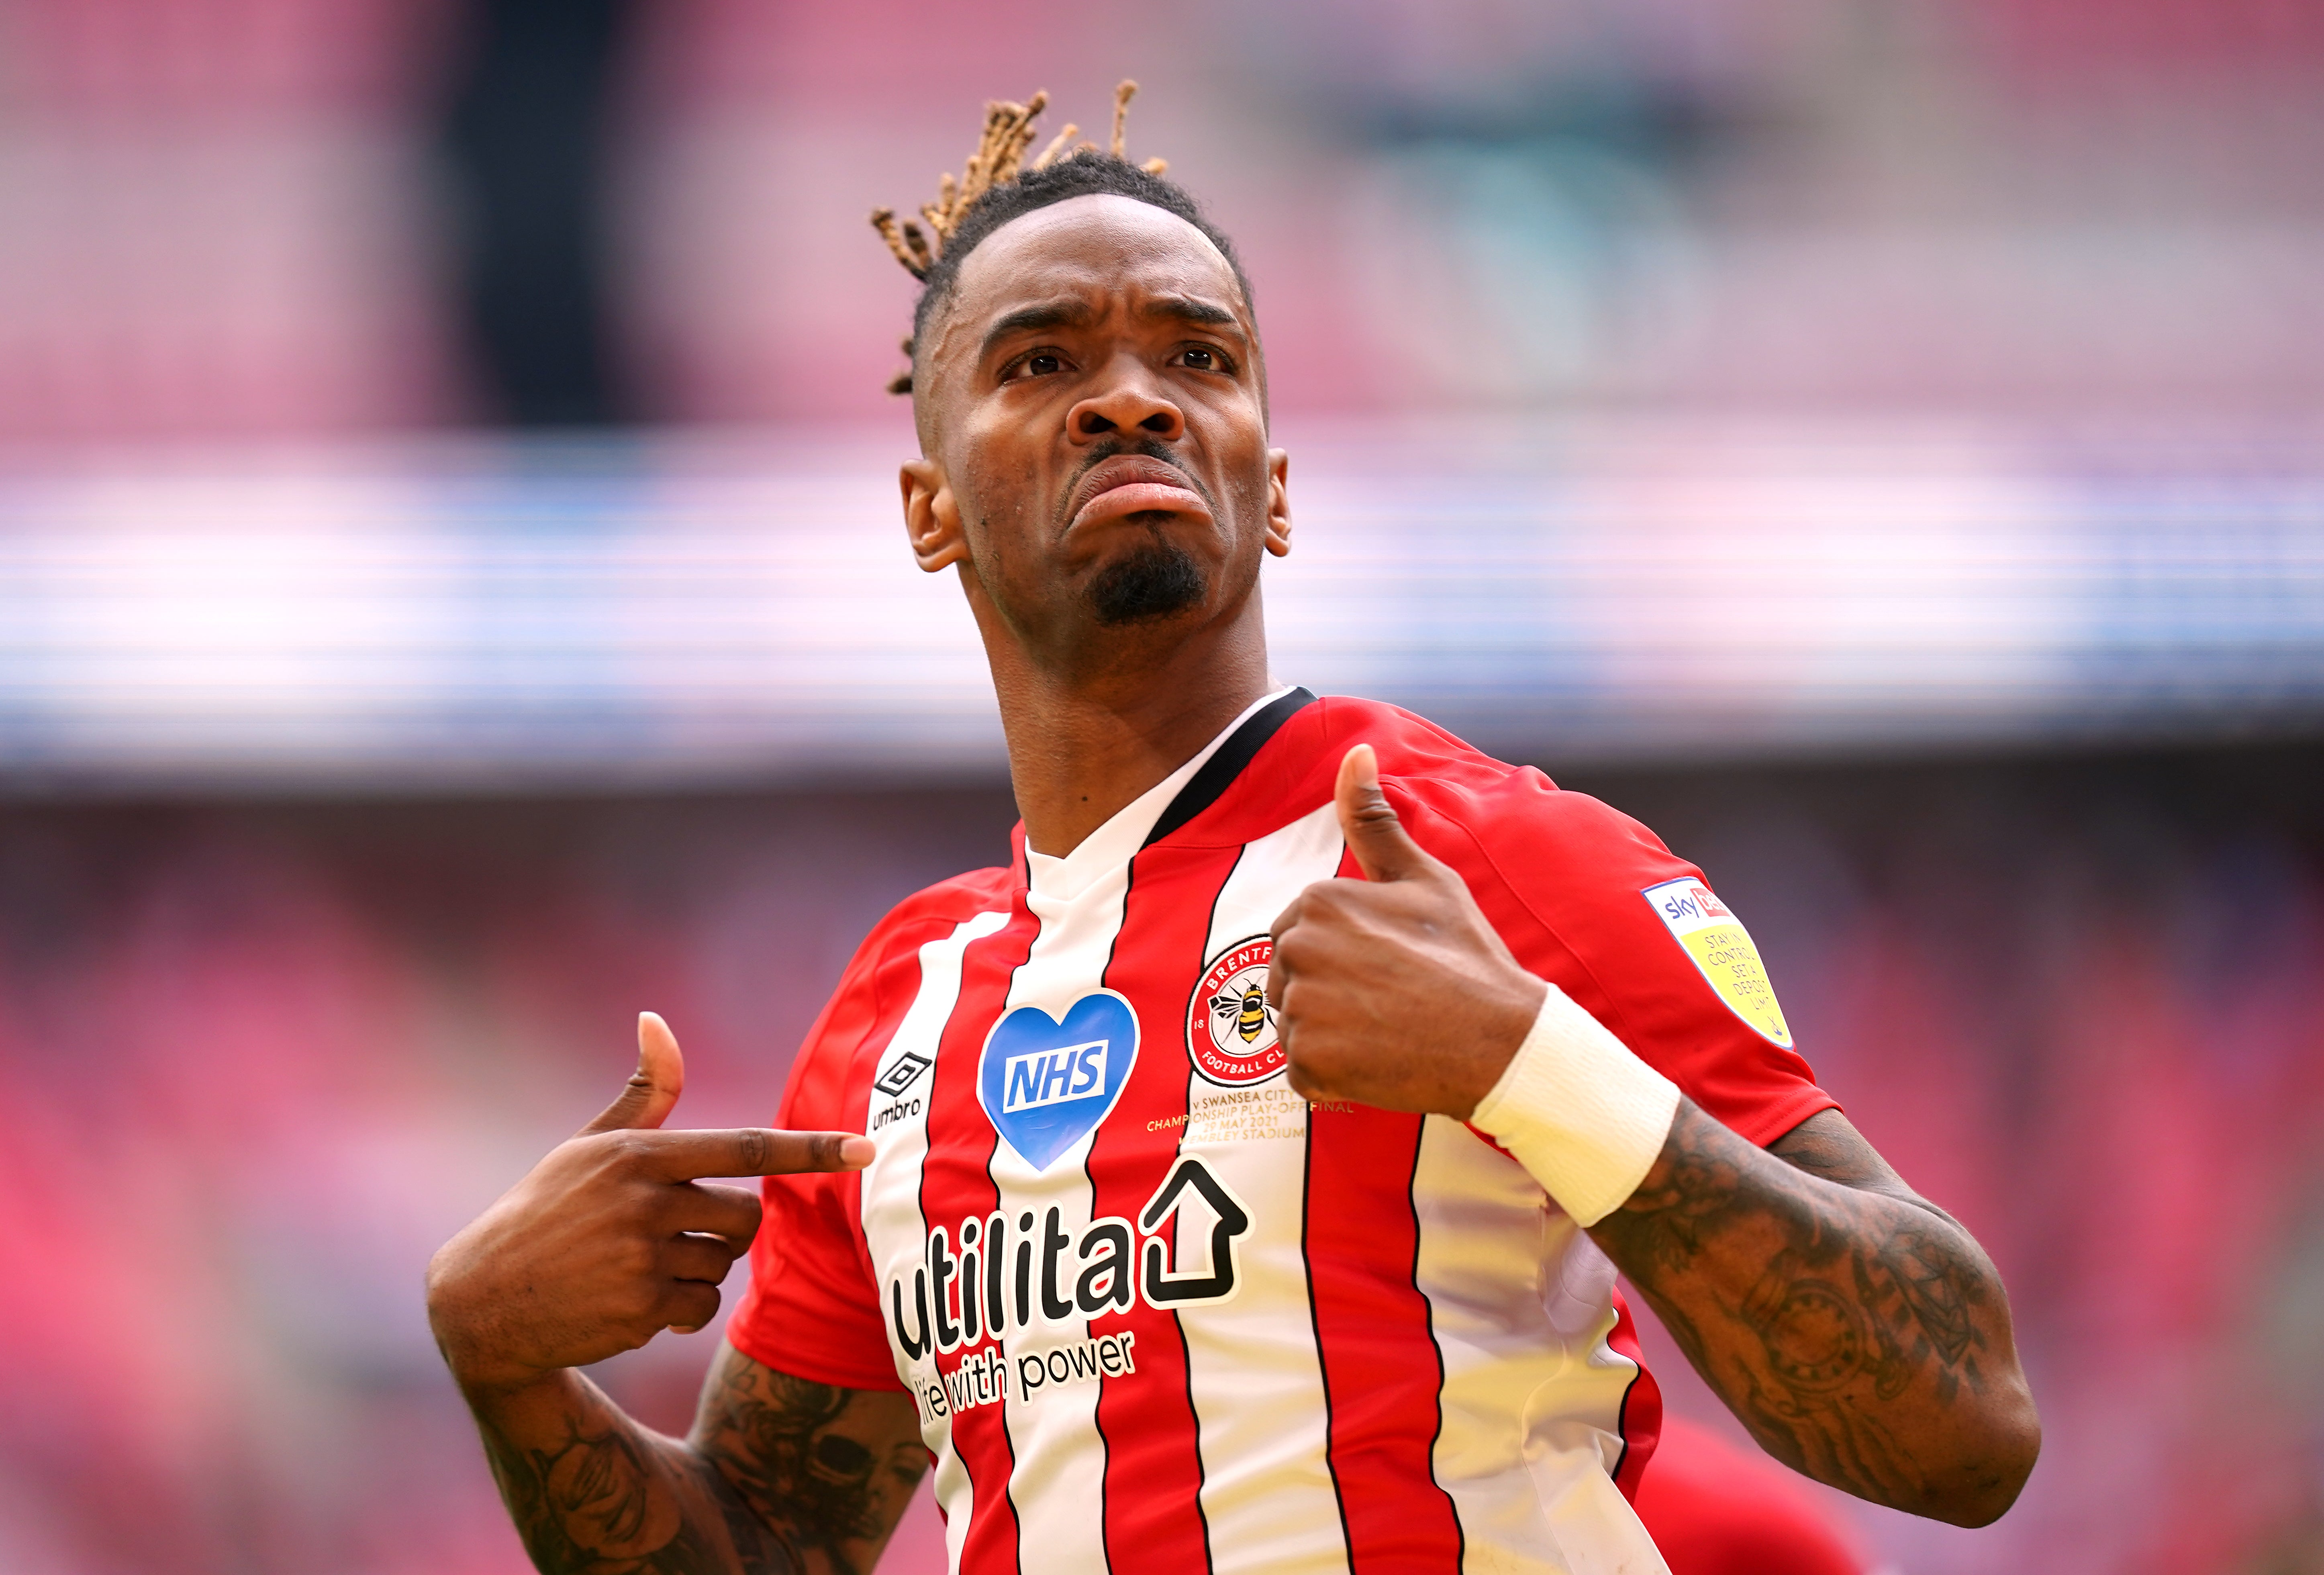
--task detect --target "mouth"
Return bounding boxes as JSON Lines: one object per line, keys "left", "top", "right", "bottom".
{"left": 1064, "top": 454, "right": 1215, "bottom": 532}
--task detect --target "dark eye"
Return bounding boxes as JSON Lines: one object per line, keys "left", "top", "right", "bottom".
{"left": 811, "top": 1433, "right": 874, "bottom": 1481}
{"left": 1026, "top": 352, "right": 1062, "bottom": 376}
{"left": 1182, "top": 347, "right": 1217, "bottom": 370}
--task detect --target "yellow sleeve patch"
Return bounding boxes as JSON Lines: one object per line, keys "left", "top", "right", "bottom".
{"left": 1640, "top": 878, "right": 1793, "bottom": 1048}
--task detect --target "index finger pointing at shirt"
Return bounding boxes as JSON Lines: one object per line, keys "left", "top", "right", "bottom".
{"left": 637, "top": 1127, "right": 874, "bottom": 1181}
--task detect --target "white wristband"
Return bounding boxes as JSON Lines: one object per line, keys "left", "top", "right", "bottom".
{"left": 1468, "top": 983, "right": 1681, "bottom": 1228}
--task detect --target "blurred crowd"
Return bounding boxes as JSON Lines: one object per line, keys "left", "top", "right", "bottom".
{"left": 0, "top": 0, "right": 2319, "bottom": 438}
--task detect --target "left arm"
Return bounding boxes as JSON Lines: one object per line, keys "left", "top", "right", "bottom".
{"left": 1593, "top": 1102, "right": 2035, "bottom": 1525}
{"left": 1267, "top": 745, "right": 2038, "bottom": 1526}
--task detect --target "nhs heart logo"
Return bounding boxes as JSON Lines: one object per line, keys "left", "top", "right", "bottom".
{"left": 977, "top": 990, "right": 1140, "bottom": 1172}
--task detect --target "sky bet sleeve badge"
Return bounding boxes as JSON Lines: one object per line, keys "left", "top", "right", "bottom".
{"left": 1640, "top": 878, "right": 1794, "bottom": 1048}
{"left": 977, "top": 989, "right": 1141, "bottom": 1170}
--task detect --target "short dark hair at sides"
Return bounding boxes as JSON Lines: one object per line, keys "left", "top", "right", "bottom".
{"left": 896, "top": 153, "right": 1258, "bottom": 397}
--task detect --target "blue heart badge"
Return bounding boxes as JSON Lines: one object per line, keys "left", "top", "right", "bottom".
{"left": 976, "top": 990, "right": 1140, "bottom": 1171}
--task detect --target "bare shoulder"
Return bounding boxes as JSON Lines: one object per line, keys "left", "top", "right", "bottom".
{"left": 690, "top": 1343, "right": 927, "bottom": 1575}
{"left": 1769, "top": 1108, "right": 1963, "bottom": 1227}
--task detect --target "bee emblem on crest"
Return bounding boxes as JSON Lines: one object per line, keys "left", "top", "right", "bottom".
{"left": 1186, "top": 936, "right": 1287, "bottom": 1087}
{"left": 1209, "top": 982, "right": 1273, "bottom": 1044}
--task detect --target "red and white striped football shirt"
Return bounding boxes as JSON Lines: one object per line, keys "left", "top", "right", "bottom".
{"left": 733, "top": 688, "right": 1835, "bottom": 1575}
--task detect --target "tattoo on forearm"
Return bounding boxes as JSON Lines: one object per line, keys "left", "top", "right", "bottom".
{"left": 482, "top": 1410, "right": 736, "bottom": 1575}
{"left": 1594, "top": 1102, "right": 2014, "bottom": 1511}
{"left": 470, "top": 1354, "right": 925, "bottom": 1575}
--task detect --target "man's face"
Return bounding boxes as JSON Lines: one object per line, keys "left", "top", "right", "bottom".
{"left": 900, "top": 194, "right": 1290, "bottom": 670}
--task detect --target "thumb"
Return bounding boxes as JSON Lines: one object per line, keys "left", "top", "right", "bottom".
{"left": 1335, "top": 744, "right": 1434, "bottom": 883}
{"left": 578, "top": 1011, "right": 685, "bottom": 1135}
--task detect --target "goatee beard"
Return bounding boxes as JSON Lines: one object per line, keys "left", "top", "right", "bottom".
{"left": 1087, "top": 539, "right": 1206, "bottom": 626}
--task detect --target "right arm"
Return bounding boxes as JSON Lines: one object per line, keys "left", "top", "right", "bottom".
{"left": 425, "top": 1012, "right": 923, "bottom": 1574}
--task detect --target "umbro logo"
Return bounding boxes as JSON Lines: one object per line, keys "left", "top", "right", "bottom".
{"left": 874, "top": 1049, "right": 934, "bottom": 1099}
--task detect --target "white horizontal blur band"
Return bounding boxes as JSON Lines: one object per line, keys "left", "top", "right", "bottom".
{"left": 1468, "top": 984, "right": 1681, "bottom": 1228}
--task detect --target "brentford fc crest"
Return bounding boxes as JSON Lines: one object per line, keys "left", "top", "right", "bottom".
{"left": 1187, "top": 935, "right": 1282, "bottom": 1087}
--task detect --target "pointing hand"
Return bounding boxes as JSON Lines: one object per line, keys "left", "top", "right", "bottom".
{"left": 1266, "top": 745, "right": 1547, "bottom": 1115}
{"left": 424, "top": 1012, "right": 872, "bottom": 1394}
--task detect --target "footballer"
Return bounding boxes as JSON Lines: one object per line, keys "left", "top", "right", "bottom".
{"left": 427, "top": 84, "right": 2039, "bottom": 1575}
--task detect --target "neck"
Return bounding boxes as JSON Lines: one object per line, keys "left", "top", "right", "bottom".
{"left": 979, "top": 598, "right": 1274, "bottom": 858}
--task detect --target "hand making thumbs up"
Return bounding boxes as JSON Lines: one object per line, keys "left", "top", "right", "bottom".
{"left": 1266, "top": 745, "right": 1550, "bottom": 1117}
{"left": 424, "top": 1012, "right": 871, "bottom": 1396}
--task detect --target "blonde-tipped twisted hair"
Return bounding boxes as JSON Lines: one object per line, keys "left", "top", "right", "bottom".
{"left": 870, "top": 81, "right": 1251, "bottom": 397}
{"left": 871, "top": 81, "right": 1166, "bottom": 286}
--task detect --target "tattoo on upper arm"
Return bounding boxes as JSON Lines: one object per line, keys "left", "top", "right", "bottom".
{"left": 1770, "top": 1110, "right": 1963, "bottom": 1227}
{"left": 1764, "top": 1114, "right": 1868, "bottom": 1185}
{"left": 694, "top": 1351, "right": 930, "bottom": 1575}
{"left": 1597, "top": 1100, "right": 2008, "bottom": 1508}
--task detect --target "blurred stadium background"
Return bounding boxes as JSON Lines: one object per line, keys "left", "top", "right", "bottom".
{"left": 1, "top": 1, "right": 2321, "bottom": 1571}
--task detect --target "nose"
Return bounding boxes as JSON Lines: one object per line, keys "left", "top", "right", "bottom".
{"left": 1066, "top": 360, "right": 1184, "bottom": 444}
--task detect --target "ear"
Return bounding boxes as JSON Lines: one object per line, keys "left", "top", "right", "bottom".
{"left": 901, "top": 459, "right": 969, "bottom": 573}
{"left": 1263, "top": 447, "right": 1293, "bottom": 558}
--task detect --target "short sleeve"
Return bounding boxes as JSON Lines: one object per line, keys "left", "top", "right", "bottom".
{"left": 727, "top": 932, "right": 906, "bottom": 1393}
{"left": 1406, "top": 771, "right": 1836, "bottom": 1150}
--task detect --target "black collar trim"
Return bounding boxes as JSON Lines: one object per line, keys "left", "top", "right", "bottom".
{"left": 1142, "top": 687, "right": 1317, "bottom": 850}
